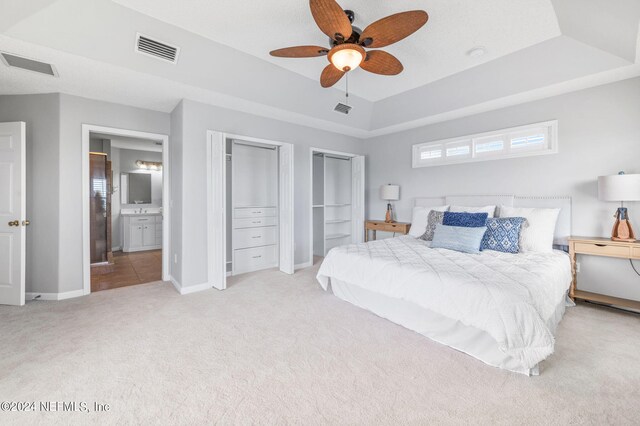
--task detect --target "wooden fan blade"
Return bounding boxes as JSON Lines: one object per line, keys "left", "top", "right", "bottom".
{"left": 310, "top": 0, "right": 353, "bottom": 41}
{"left": 320, "top": 64, "right": 345, "bottom": 87}
{"left": 270, "top": 46, "right": 329, "bottom": 58}
{"left": 361, "top": 50, "right": 404, "bottom": 75}
{"left": 360, "top": 10, "right": 428, "bottom": 48}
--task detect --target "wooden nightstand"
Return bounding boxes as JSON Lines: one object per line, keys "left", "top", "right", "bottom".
{"left": 568, "top": 236, "right": 640, "bottom": 310}
{"left": 364, "top": 221, "right": 411, "bottom": 242}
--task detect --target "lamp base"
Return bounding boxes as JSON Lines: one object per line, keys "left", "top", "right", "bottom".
{"left": 611, "top": 207, "right": 636, "bottom": 242}
{"left": 385, "top": 203, "right": 395, "bottom": 223}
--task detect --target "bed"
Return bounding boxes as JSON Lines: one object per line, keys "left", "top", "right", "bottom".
{"left": 316, "top": 195, "right": 573, "bottom": 376}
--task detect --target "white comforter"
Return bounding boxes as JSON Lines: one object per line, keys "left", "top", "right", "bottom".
{"left": 317, "top": 236, "right": 572, "bottom": 369}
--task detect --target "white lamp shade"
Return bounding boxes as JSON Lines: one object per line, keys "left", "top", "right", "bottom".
{"left": 380, "top": 184, "right": 400, "bottom": 201}
{"left": 598, "top": 174, "right": 640, "bottom": 201}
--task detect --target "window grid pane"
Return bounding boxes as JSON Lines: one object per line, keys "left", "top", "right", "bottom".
{"left": 412, "top": 120, "right": 557, "bottom": 168}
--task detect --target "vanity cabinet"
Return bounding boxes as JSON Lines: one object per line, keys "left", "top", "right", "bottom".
{"left": 123, "top": 214, "right": 162, "bottom": 252}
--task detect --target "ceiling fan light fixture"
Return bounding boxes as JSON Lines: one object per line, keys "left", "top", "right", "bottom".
{"left": 328, "top": 43, "right": 365, "bottom": 72}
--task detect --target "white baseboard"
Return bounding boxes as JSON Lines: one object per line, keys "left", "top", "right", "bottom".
{"left": 112, "top": 245, "right": 122, "bottom": 251}
{"left": 26, "top": 289, "right": 85, "bottom": 301}
{"left": 295, "top": 260, "right": 313, "bottom": 271}
{"left": 170, "top": 276, "right": 212, "bottom": 295}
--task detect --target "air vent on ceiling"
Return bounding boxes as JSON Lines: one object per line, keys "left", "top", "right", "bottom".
{"left": 135, "top": 33, "right": 180, "bottom": 64}
{"left": 0, "top": 52, "right": 58, "bottom": 77}
{"left": 334, "top": 103, "right": 352, "bottom": 115}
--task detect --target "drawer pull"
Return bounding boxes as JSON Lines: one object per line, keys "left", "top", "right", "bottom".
{"left": 138, "top": 219, "right": 149, "bottom": 221}
{"left": 595, "top": 244, "right": 607, "bottom": 247}
{"left": 252, "top": 236, "right": 261, "bottom": 239}
{"left": 252, "top": 255, "right": 262, "bottom": 259}
{"left": 252, "top": 221, "right": 261, "bottom": 224}
{"left": 252, "top": 211, "right": 262, "bottom": 214}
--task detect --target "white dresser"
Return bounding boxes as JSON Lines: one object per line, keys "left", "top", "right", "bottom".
{"left": 122, "top": 214, "right": 162, "bottom": 252}
{"left": 232, "top": 207, "right": 278, "bottom": 274}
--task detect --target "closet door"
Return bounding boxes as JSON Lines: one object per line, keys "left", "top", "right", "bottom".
{"left": 278, "top": 144, "right": 294, "bottom": 274}
{"left": 351, "top": 156, "right": 365, "bottom": 243}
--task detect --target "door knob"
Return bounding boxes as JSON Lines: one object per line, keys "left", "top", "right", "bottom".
{"left": 22, "top": 220, "right": 30, "bottom": 226}
{"left": 8, "top": 220, "right": 19, "bottom": 227}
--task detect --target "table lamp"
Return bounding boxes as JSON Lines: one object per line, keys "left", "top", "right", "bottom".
{"left": 598, "top": 171, "right": 640, "bottom": 242}
{"left": 380, "top": 184, "right": 400, "bottom": 223}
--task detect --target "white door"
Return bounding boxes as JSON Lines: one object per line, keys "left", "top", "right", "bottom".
{"left": 351, "top": 155, "right": 365, "bottom": 243}
{"left": 208, "top": 131, "right": 226, "bottom": 290}
{"left": 0, "top": 122, "right": 26, "bottom": 306}
{"left": 278, "top": 144, "right": 294, "bottom": 274}
{"left": 130, "top": 224, "right": 143, "bottom": 248}
{"left": 143, "top": 223, "right": 156, "bottom": 247}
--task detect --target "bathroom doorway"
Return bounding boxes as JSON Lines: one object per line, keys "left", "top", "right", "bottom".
{"left": 82, "top": 125, "right": 170, "bottom": 294}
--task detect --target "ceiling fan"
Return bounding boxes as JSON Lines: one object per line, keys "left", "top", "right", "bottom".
{"left": 269, "top": 0, "right": 429, "bottom": 88}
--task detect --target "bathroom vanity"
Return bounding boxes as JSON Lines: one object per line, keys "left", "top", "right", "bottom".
{"left": 122, "top": 211, "right": 162, "bottom": 252}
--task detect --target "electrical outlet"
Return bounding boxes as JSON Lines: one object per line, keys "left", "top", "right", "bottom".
{"left": 576, "top": 262, "right": 581, "bottom": 273}
{"left": 174, "top": 253, "right": 178, "bottom": 264}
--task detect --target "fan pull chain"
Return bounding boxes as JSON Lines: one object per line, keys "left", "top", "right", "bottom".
{"left": 345, "top": 72, "right": 349, "bottom": 107}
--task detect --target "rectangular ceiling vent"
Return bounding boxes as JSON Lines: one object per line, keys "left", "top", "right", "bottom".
{"left": 0, "top": 52, "right": 58, "bottom": 77}
{"left": 334, "top": 103, "right": 352, "bottom": 115}
{"left": 135, "top": 33, "right": 180, "bottom": 64}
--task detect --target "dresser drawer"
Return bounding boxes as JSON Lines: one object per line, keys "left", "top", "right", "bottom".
{"left": 632, "top": 247, "right": 640, "bottom": 259}
{"left": 234, "top": 226, "right": 278, "bottom": 249}
{"left": 234, "top": 207, "right": 277, "bottom": 218}
{"left": 234, "top": 245, "right": 278, "bottom": 274}
{"left": 574, "top": 242, "right": 630, "bottom": 258}
{"left": 234, "top": 216, "right": 278, "bottom": 229}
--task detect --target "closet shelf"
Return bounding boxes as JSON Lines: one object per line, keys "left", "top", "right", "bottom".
{"left": 325, "top": 204, "right": 351, "bottom": 207}
{"left": 312, "top": 205, "right": 324, "bottom": 208}
{"left": 325, "top": 233, "right": 351, "bottom": 240}
{"left": 325, "top": 219, "right": 351, "bottom": 224}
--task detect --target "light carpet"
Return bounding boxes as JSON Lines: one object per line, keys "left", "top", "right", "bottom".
{"left": 1, "top": 262, "right": 639, "bottom": 425}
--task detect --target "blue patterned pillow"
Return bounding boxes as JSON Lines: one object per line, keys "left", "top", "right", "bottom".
{"left": 431, "top": 224, "right": 487, "bottom": 254}
{"left": 481, "top": 217, "right": 526, "bottom": 253}
{"left": 443, "top": 211, "right": 488, "bottom": 228}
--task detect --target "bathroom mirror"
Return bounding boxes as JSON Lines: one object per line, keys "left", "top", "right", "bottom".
{"left": 121, "top": 172, "right": 152, "bottom": 204}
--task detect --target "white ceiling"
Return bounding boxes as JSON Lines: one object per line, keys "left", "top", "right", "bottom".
{"left": 1, "top": 0, "right": 639, "bottom": 138}
{"left": 111, "top": 0, "right": 562, "bottom": 101}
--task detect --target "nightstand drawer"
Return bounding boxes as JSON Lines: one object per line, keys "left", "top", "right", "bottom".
{"left": 574, "top": 242, "right": 630, "bottom": 258}
{"left": 368, "top": 222, "right": 407, "bottom": 232}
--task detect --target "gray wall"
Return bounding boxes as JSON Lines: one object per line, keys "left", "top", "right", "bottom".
{"left": 170, "top": 99, "right": 365, "bottom": 288}
{"left": 0, "top": 94, "right": 60, "bottom": 294}
{"left": 57, "top": 94, "right": 170, "bottom": 293}
{"left": 364, "top": 77, "right": 640, "bottom": 301}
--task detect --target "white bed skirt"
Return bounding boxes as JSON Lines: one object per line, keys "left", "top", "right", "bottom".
{"left": 329, "top": 278, "right": 568, "bottom": 376}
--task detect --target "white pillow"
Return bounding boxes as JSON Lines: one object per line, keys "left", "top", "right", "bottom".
{"left": 449, "top": 205, "right": 496, "bottom": 218}
{"left": 408, "top": 205, "right": 449, "bottom": 238}
{"left": 499, "top": 205, "right": 560, "bottom": 253}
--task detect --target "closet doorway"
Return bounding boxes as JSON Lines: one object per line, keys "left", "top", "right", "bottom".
{"left": 207, "top": 131, "right": 294, "bottom": 291}
{"left": 310, "top": 148, "right": 365, "bottom": 264}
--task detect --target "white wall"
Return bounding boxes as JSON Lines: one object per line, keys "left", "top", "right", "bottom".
{"left": 364, "top": 77, "right": 640, "bottom": 301}
{"left": 57, "top": 94, "right": 170, "bottom": 293}
{"left": 0, "top": 94, "right": 60, "bottom": 294}
{"left": 170, "top": 99, "right": 364, "bottom": 288}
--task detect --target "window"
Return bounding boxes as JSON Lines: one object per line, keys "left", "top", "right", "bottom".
{"left": 412, "top": 120, "right": 557, "bottom": 168}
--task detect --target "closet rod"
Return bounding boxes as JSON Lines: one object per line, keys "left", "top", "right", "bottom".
{"left": 233, "top": 141, "right": 277, "bottom": 151}
{"left": 324, "top": 154, "right": 351, "bottom": 161}
{"left": 312, "top": 152, "right": 351, "bottom": 161}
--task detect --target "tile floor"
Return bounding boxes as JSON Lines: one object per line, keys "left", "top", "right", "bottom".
{"left": 91, "top": 250, "right": 162, "bottom": 292}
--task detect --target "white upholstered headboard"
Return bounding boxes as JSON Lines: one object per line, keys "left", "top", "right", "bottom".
{"left": 414, "top": 195, "right": 572, "bottom": 247}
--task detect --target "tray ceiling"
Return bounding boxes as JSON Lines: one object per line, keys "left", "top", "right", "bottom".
{"left": 111, "top": 0, "right": 562, "bottom": 101}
